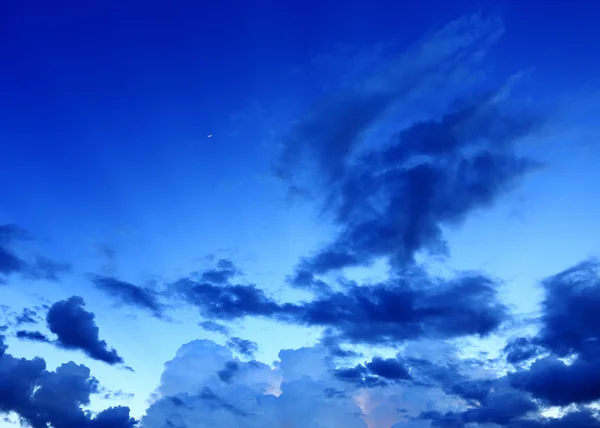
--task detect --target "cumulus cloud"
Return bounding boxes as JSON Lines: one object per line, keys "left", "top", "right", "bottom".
{"left": 0, "top": 335, "right": 136, "bottom": 428}
{"left": 91, "top": 275, "right": 165, "bottom": 318}
{"left": 142, "top": 340, "right": 369, "bottom": 428}
{"left": 46, "top": 296, "right": 124, "bottom": 365}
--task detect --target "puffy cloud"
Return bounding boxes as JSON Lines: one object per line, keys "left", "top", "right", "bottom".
{"left": 0, "top": 335, "right": 136, "bottom": 428}
{"left": 144, "top": 339, "right": 520, "bottom": 428}
{"left": 46, "top": 296, "right": 124, "bottom": 365}
{"left": 142, "top": 340, "right": 369, "bottom": 428}
{"left": 91, "top": 275, "right": 165, "bottom": 318}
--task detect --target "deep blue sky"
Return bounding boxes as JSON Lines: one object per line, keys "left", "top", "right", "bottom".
{"left": 1, "top": 1, "right": 600, "bottom": 427}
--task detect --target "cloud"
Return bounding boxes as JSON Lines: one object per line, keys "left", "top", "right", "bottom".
{"left": 15, "top": 308, "right": 40, "bottom": 326}
{"left": 197, "top": 259, "right": 240, "bottom": 285}
{"left": 0, "top": 224, "right": 29, "bottom": 276}
{"left": 217, "top": 361, "right": 239, "bottom": 383}
{"left": 143, "top": 339, "right": 586, "bottom": 428}
{"left": 365, "top": 357, "right": 412, "bottom": 381}
{"left": 142, "top": 340, "right": 367, "bottom": 428}
{"left": 27, "top": 256, "right": 71, "bottom": 281}
{"left": 0, "top": 246, "right": 26, "bottom": 276}
{"left": 102, "top": 389, "right": 135, "bottom": 400}
{"left": 199, "top": 321, "right": 231, "bottom": 336}
{"left": 176, "top": 269, "right": 507, "bottom": 346}
{"left": 288, "top": 95, "right": 542, "bottom": 281}
{"left": 0, "top": 335, "right": 136, "bottom": 428}
{"left": 227, "top": 337, "right": 258, "bottom": 358}
{"left": 16, "top": 330, "right": 51, "bottom": 343}
{"left": 537, "top": 260, "right": 600, "bottom": 357}
{"left": 46, "top": 296, "right": 124, "bottom": 365}
{"left": 503, "top": 337, "right": 542, "bottom": 365}
{"left": 272, "top": 16, "right": 544, "bottom": 289}
{"left": 505, "top": 260, "right": 600, "bottom": 407}
{"left": 0, "top": 224, "right": 69, "bottom": 282}
{"left": 92, "top": 275, "right": 165, "bottom": 318}
{"left": 276, "top": 14, "right": 504, "bottom": 187}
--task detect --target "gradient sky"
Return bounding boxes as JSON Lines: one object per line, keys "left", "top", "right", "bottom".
{"left": 1, "top": 1, "right": 600, "bottom": 427}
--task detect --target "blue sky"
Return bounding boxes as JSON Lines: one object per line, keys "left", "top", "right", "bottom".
{"left": 1, "top": 1, "right": 600, "bottom": 427}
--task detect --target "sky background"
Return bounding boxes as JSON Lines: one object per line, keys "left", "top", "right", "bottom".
{"left": 1, "top": 1, "right": 600, "bottom": 427}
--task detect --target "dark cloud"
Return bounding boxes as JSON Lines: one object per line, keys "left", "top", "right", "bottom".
{"left": 174, "top": 279, "right": 282, "bottom": 320}
{"left": 365, "top": 357, "right": 411, "bottom": 380}
{"left": 27, "top": 257, "right": 71, "bottom": 281}
{"left": 217, "top": 361, "right": 239, "bottom": 383}
{"left": 46, "top": 296, "right": 124, "bottom": 365}
{"left": 537, "top": 260, "right": 600, "bottom": 357}
{"left": 503, "top": 336, "right": 542, "bottom": 365}
{"left": 0, "top": 224, "right": 69, "bottom": 281}
{"left": 89, "top": 406, "right": 137, "bottom": 428}
{"left": 334, "top": 356, "right": 411, "bottom": 388}
{"left": 0, "top": 224, "right": 30, "bottom": 243}
{"left": 320, "top": 333, "right": 362, "bottom": 358}
{"left": 276, "top": 91, "right": 397, "bottom": 185}
{"left": 423, "top": 408, "right": 600, "bottom": 428}
{"left": 333, "top": 364, "right": 387, "bottom": 388}
{"left": 296, "top": 273, "right": 507, "bottom": 344}
{"left": 279, "top": 88, "right": 544, "bottom": 286}
{"left": 15, "top": 308, "right": 41, "bottom": 326}
{"left": 16, "top": 330, "right": 51, "bottom": 343}
{"left": 295, "top": 148, "right": 538, "bottom": 280}
{"left": 176, "top": 270, "right": 507, "bottom": 346}
{"left": 507, "top": 260, "right": 600, "bottom": 407}
{"left": 198, "top": 321, "right": 231, "bottom": 336}
{"left": 0, "top": 225, "right": 28, "bottom": 276}
{"left": 272, "top": 14, "right": 537, "bottom": 288}
{"left": 421, "top": 390, "right": 537, "bottom": 427}
{"left": 0, "top": 335, "right": 136, "bottom": 428}
{"left": 226, "top": 337, "right": 258, "bottom": 357}
{"left": 511, "top": 353, "right": 600, "bottom": 407}
{"left": 102, "top": 389, "right": 135, "bottom": 400}
{"left": 92, "top": 275, "right": 165, "bottom": 318}
{"left": 197, "top": 259, "right": 239, "bottom": 285}
{"left": 0, "top": 246, "right": 26, "bottom": 276}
